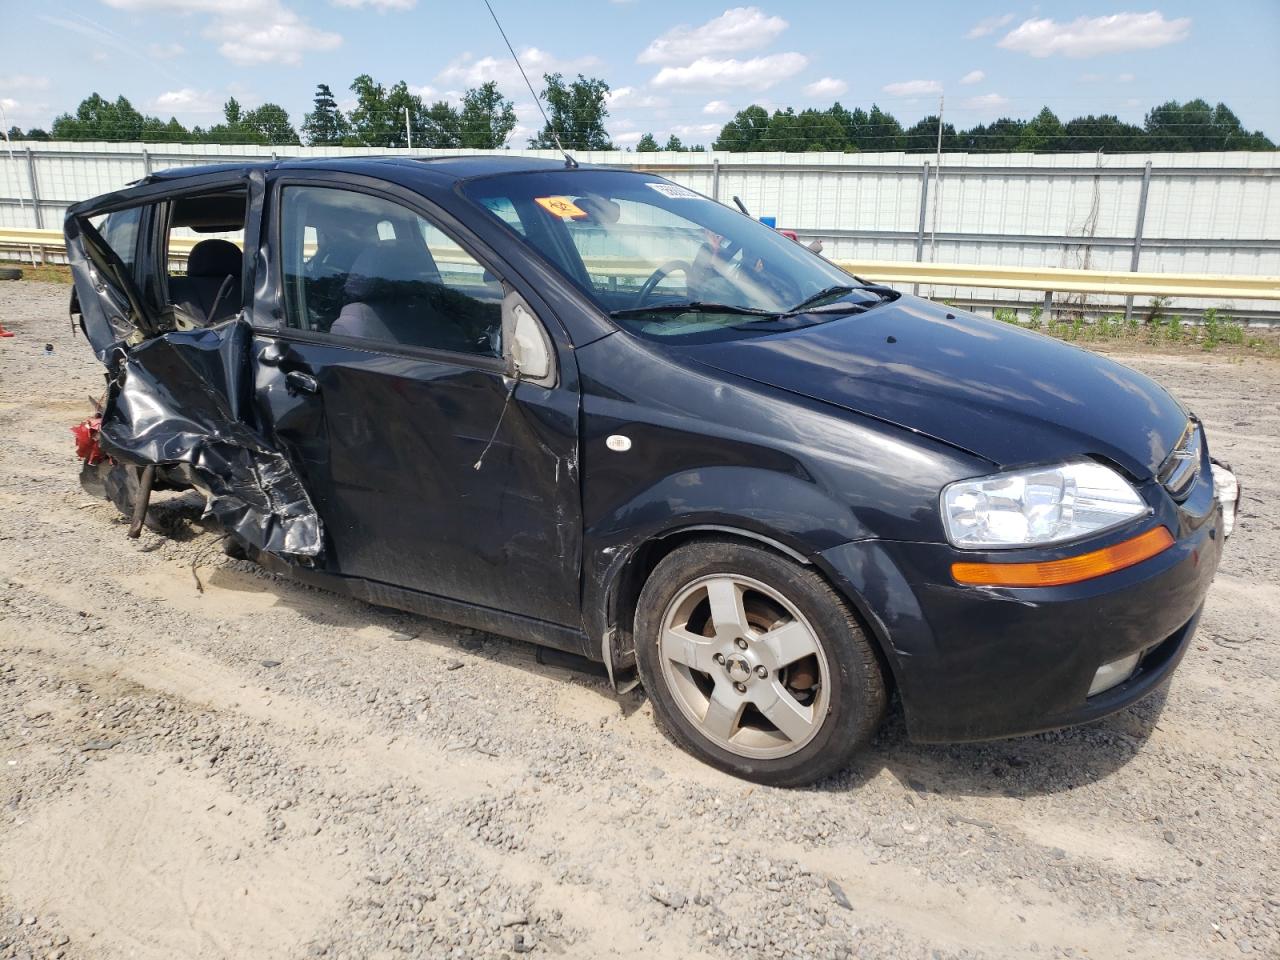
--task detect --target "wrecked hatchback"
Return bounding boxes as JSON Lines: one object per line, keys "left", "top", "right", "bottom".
{"left": 65, "top": 156, "right": 1240, "bottom": 786}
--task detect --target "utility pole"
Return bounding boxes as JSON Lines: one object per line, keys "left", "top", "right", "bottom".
{"left": 0, "top": 105, "right": 40, "bottom": 264}
{"left": 404, "top": 106, "right": 412, "bottom": 150}
{"left": 929, "top": 95, "right": 944, "bottom": 264}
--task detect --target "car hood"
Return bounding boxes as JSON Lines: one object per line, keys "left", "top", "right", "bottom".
{"left": 674, "top": 296, "right": 1188, "bottom": 480}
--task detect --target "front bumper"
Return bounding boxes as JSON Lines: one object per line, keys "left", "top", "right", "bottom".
{"left": 819, "top": 490, "right": 1224, "bottom": 743}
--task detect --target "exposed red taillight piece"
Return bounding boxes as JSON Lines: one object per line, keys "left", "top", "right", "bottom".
{"left": 72, "top": 416, "right": 106, "bottom": 465}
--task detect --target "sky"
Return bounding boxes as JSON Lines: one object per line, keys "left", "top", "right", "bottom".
{"left": 2, "top": 1, "right": 1279, "bottom": 148}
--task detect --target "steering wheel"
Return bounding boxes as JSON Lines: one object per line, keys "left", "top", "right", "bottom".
{"left": 632, "top": 259, "right": 693, "bottom": 308}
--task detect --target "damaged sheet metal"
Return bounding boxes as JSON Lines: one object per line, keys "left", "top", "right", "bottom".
{"left": 98, "top": 319, "right": 324, "bottom": 560}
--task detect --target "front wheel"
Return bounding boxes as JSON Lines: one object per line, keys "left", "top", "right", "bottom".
{"left": 634, "top": 539, "right": 887, "bottom": 787}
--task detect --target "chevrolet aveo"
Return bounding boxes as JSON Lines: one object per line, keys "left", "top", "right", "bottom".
{"left": 64, "top": 156, "right": 1239, "bottom": 786}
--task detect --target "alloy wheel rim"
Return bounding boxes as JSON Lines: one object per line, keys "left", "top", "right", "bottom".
{"left": 657, "top": 573, "right": 831, "bottom": 760}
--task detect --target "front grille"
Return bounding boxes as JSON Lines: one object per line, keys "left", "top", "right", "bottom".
{"left": 1157, "top": 420, "right": 1201, "bottom": 501}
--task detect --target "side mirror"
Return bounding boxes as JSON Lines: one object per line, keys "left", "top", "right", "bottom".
{"left": 502, "top": 288, "right": 555, "bottom": 385}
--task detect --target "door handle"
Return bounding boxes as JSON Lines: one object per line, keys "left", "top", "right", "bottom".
{"left": 285, "top": 370, "right": 319, "bottom": 395}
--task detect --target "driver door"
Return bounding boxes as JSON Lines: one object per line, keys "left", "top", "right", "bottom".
{"left": 254, "top": 175, "right": 584, "bottom": 631}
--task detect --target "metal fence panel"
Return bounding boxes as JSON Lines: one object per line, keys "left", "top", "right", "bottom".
{"left": 3, "top": 141, "right": 1278, "bottom": 316}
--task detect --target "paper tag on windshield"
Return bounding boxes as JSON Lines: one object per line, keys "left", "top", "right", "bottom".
{"left": 534, "top": 196, "right": 588, "bottom": 219}
{"left": 645, "top": 182, "right": 700, "bottom": 200}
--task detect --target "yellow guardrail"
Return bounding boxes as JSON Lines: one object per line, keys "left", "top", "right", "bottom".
{"left": 2, "top": 227, "right": 1278, "bottom": 301}
{"left": 835, "top": 260, "right": 1280, "bottom": 301}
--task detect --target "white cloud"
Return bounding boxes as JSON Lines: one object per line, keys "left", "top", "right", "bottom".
{"left": 151, "top": 88, "right": 223, "bottom": 114}
{"left": 702, "top": 99, "right": 732, "bottom": 115}
{"left": 650, "top": 52, "right": 808, "bottom": 91}
{"left": 1118, "top": 72, "right": 1135, "bottom": 82}
{"left": 147, "top": 42, "right": 186, "bottom": 59}
{"left": 966, "top": 13, "right": 1013, "bottom": 39}
{"left": 803, "top": 77, "right": 847, "bottom": 97}
{"left": 436, "top": 48, "right": 601, "bottom": 91}
{"left": 607, "top": 86, "right": 669, "bottom": 109}
{"left": 670, "top": 122, "right": 720, "bottom": 138}
{"left": 614, "top": 130, "right": 643, "bottom": 145}
{"left": 0, "top": 74, "right": 50, "bottom": 91}
{"left": 331, "top": 0, "right": 415, "bottom": 9}
{"left": 882, "top": 79, "right": 943, "bottom": 98}
{"left": 0, "top": 96, "right": 53, "bottom": 128}
{"left": 101, "top": 0, "right": 341, "bottom": 65}
{"left": 639, "top": 7, "right": 788, "bottom": 64}
{"left": 408, "top": 84, "right": 437, "bottom": 100}
{"left": 963, "top": 93, "right": 1010, "bottom": 110}
{"left": 998, "top": 12, "right": 1191, "bottom": 58}
{"left": 960, "top": 69, "right": 985, "bottom": 85}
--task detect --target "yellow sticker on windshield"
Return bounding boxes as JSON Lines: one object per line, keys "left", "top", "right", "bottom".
{"left": 534, "top": 196, "right": 588, "bottom": 219}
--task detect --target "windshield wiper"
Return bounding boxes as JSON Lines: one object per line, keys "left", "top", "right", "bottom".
{"left": 610, "top": 301, "right": 779, "bottom": 319}
{"left": 783, "top": 283, "right": 896, "bottom": 315}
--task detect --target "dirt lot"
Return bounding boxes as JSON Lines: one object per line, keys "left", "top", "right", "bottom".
{"left": 1, "top": 279, "right": 1277, "bottom": 960}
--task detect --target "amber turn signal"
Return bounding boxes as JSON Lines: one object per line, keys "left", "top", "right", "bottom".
{"left": 951, "top": 526, "right": 1175, "bottom": 588}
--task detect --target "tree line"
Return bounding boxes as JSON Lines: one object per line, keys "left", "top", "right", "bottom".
{"left": 711, "top": 101, "right": 1276, "bottom": 153}
{"left": 4, "top": 73, "right": 612, "bottom": 150}
{"left": 4, "top": 73, "right": 1274, "bottom": 154}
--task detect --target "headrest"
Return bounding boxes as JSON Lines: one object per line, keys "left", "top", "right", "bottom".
{"left": 575, "top": 196, "right": 620, "bottom": 224}
{"left": 187, "top": 239, "right": 242, "bottom": 279}
{"left": 344, "top": 243, "right": 439, "bottom": 301}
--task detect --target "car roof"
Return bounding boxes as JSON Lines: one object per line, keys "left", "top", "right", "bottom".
{"left": 145, "top": 154, "right": 606, "bottom": 186}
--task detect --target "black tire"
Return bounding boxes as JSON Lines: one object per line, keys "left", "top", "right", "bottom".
{"left": 634, "top": 539, "right": 886, "bottom": 787}
{"left": 0, "top": 267, "right": 22, "bottom": 281}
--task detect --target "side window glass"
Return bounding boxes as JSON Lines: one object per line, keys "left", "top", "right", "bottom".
{"left": 280, "top": 185, "right": 502, "bottom": 358}
{"left": 89, "top": 206, "right": 142, "bottom": 274}
{"left": 419, "top": 221, "right": 504, "bottom": 303}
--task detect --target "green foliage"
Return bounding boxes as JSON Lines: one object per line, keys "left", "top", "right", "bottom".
{"left": 421, "top": 101, "right": 463, "bottom": 149}
{"left": 1145, "top": 296, "right": 1171, "bottom": 326}
{"left": 985, "top": 304, "right": 1273, "bottom": 356}
{"left": 713, "top": 105, "right": 770, "bottom": 151}
{"left": 902, "top": 115, "right": 958, "bottom": 153}
{"left": 1145, "top": 99, "right": 1274, "bottom": 151}
{"left": 635, "top": 133, "right": 658, "bottom": 152}
{"left": 714, "top": 96, "right": 1275, "bottom": 153}
{"left": 301, "top": 83, "right": 348, "bottom": 146}
{"left": 1017, "top": 107, "right": 1065, "bottom": 153}
{"left": 1096, "top": 313, "right": 1125, "bottom": 339}
{"left": 663, "top": 134, "right": 684, "bottom": 151}
{"left": 460, "top": 82, "right": 516, "bottom": 149}
{"left": 50, "top": 93, "right": 188, "bottom": 142}
{"left": 346, "top": 74, "right": 432, "bottom": 148}
{"left": 529, "top": 73, "right": 613, "bottom": 151}
{"left": 195, "top": 98, "right": 300, "bottom": 145}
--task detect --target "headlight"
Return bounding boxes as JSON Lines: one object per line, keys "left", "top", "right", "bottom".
{"left": 942, "top": 461, "right": 1148, "bottom": 548}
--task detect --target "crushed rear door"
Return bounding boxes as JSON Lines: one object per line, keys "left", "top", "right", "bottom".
{"left": 65, "top": 185, "right": 324, "bottom": 561}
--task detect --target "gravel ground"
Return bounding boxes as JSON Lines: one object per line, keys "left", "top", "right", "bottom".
{"left": 1, "top": 279, "right": 1277, "bottom": 960}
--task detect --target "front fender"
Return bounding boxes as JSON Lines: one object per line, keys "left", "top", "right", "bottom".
{"left": 581, "top": 464, "right": 871, "bottom": 652}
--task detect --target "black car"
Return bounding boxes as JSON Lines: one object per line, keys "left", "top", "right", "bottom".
{"left": 64, "top": 156, "right": 1239, "bottom": 786}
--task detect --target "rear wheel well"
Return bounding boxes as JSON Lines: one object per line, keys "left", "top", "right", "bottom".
{"left": 610, "top": 530, "right": 895, "bottom": 693}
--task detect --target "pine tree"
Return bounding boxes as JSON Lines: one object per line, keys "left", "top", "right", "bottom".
{"left": 301, "top": 83, "right": 348, "bottom": 145}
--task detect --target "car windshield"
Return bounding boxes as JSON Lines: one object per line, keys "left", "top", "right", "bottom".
{"left": 461, "top": 170, "right": 884, "bottom": 341}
